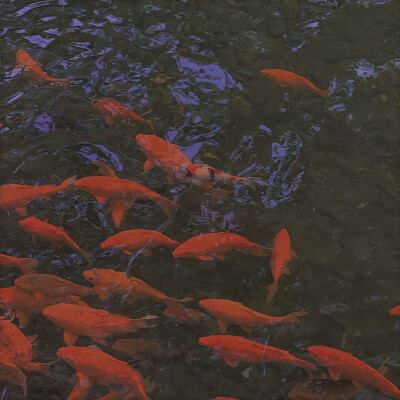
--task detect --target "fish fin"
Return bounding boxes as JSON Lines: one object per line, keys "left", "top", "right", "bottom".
{"left": 122, "top": 249, "right": 133, "bottom": 256}
{"left": 249, "top": 244, "right": 267, "bottom": 257}
{"left": 95, "top": 196, "right": 107, "bottom": 205}
{"left": 350, "top": 380, "right": 363, "bottom": 389}
{"left": 109, "top": 198, "right": 136, "bottom": 227}
{"left": 291, "top": 250, "right": 297, "bottom": 258}
{"left": 281, "top": 311, "right": 308, "bottom": 324}
{"left": 217, "top": 319, "right": 228, "bottom": 334}
{"left": 26, "top": 334, "right": 38, "bottom": 343}
{"left": 146, "top": 120, "right": 155, "bottom": 134}
{"left": 16, "top": 311, "right": 30, "bottom": 329}
{"left": 156, "top": 198, "right": 181, "bottom": 218}
{"left": 198, "top": 255, "right": 214, "bottom": 261}
{"left": 104, "top": 115, "right": 114, "bottom": 125}
{"left": 377, "top": 358, "right": 389, "bottom": 376}
{"left": 223, "top": 357, "right": 239, "bottom": 368}
{"left": 240, "top": 325, "right": 252, "bottom": 333}
{"left": 18, "top": 258, "right": 39, "bottom": 274}
{"left": 98, "top": 289, "right": 114, "bottom": 300}
{"left": 317, "top": 89, "right": 329, "bottom": 98}
{"left": 266, "top": 280, "right": 278, "bottom": 303}
{"left": 144, "top": 158, "right": 155, "bottom": 172}
{"left": 243, "top": 177, "right": 258, "bottom": 191}
{"left": 282, "top": 266, "right": 290, "bottom": 275}
{"left": 91, "top": 337, "right": 108, "bottom": 346}
{"left": 127, "top": 315, "right": 158, "bottom": 331}
{"left": 63, "top": 330, "right": 79, "bottom": 346}
{"left": 328, "top": 368, "right": 341, "bottom": 380}
{"left": 79, "top": 250, "right": 93, "bottom": 263}
{"left": 58, "top": 176, "right": 77, "bottom": 191}
{"left": 214, "top": 253, "right": 226, "bottom": 260}
{"left": 78, "top": 373, "right": 91, "bottom": 389}
{"left": 141, "top": 249, "right": 152, "bottom": 256}
{"left": 179, "top": 297, "right": 194, "bottom": 303}
{"left": 15, "top": 205, "right": 28, "bottom": 216}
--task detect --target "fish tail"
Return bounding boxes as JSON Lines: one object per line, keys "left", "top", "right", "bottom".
{"left": 157, "top": 198, "right": 182, "bottom": 218}
{"left": 266, "top": 280, "right": 278, "bottom": 303}
{"left": 18, "top": 258, "right": 39, "bottom": 274}
{"left": 249, "top": 244, "right": 267, "bottom": 257}
{"left": 243, "top": 177, "right": 259, "bottom": 191}
{"left": 20, "top": 361, "right": 51, "bottom": 375}
{"left": 79, "top": 249, "right": 93, "bottom": 263}
{"left": 58, "top": 78, "right": 69, "bottom": 90}
{"left": 317, "top": 88, "right": 329, "bottom": 98}
{"left": 127, "top": 315, "right": 158, "bottom": 331}
{"left": 299, "top": 361, "right": 317, "bottom": 379}
{"left": 58, "top": 175, "right": 77, "bottom": 192}
{"left": 281, "top": 311, "right": 308, "bottom": 324}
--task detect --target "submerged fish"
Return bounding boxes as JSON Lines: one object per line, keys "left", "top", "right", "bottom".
{"left": 173, "top": 232, "right": 267, "bottom": 261}
{"left": 0, "top": 176, "right": 76, "bottom": 216}
{"left": 261, "top": 69, "right": 328, "bottom": 98}
{"left": 18, "top": 217, "right": 92, "bottom": 262}
{"left": 0, "top": 355, "right": 27, "bottom": 396}
{"left": 0, "top": 254, "right": 38, "bottom": 274}
{"left": 389, "top": 305, "right": 400, "bottom": 316}
{"left": 199, "top": 335, "right": 316, "bottom": 377}
{"left": 199, "top": 298, "right": 307, "bottom": 333}
{"left": 15, "top": 49, "right": 69, "bottom": 90}
{"left": 91, "top": 160, "right": 118, "bottom": 177}
{"left": 163, "top": 306, "right": 205, "bottom": 325}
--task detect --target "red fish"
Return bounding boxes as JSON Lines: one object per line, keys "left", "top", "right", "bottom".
{"left": 307, "top": 345, "right": 400, "bottom": 400}
{"left": 172, "top": 232, "right": 267, "bottom": 260}
{"left": 0, "top": 176, "right": 76, "bottom": 216}
{"left": 0, "top": 254, "right": 38, "bottom": 274}
{"left": 43, "top": 303, "right": 157, "bottom": 345}
{"left": 173, "top": 163, "right": 257, "bottom": 190}
{"left": 57, "top": 346, "right": 149, "bottom": 400}
{"left": 91, "top": 97, "right": 154, "bottom": 132}
{"left": 389, "top": 305, "right": 400, "bottom": 316}
{"left": 18, "top": 217, "right": 92, "bottom": 261}
{"left": 211, "top": 398, "right": 240, "bottom": 400}
{"left": 199, "top": 298, "right": 307, "bottom": 333}
{"left": 101, "top": 229, "right": 179, "bottom": 256}
{"left": 0, "top": 286, "right": 86, "bottom": 328}
{"left": 136, "top": 134, "right": 229, "bottom": 198}
{"left": 261, "top": 69, "right": 328, "bottom": 98}
{"left": 163, "top": 306, "right": 205, "bottom": 324}
{"left": 74, "top": 176, "right": 181, "bottom": 227}
{"left": 199, "top": 335, "right": 316, "bottom": 377}
{"left": 15, "top": 49, "right": 69, "bottom": 90}
{"left": 266, "top": 228, "right": 296, "bottom": 303}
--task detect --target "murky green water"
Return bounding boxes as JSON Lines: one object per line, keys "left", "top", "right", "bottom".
{"left": 0, "top": 0, "right": 399, "bottom": 399}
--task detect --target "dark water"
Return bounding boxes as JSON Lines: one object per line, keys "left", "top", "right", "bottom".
{"left": 0, "top": 0, "right": 399, "bottom": 399}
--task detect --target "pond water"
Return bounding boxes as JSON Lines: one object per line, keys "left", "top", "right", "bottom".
{"left": 0, "top": 0, "right": 399, "bottom": 399}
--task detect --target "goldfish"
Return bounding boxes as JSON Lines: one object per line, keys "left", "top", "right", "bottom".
{"left": 266, "top": 228, "right": 296, "bottom": 303}
{"left": 0, "top": 286, "right": 86, "bottom": 328}
{"left": 100, "top": 229, "right": 179, "bottom": 256}
{"left": 261, "top": 69, "right": 328, "bottom": 98}
{"left": 0, "top": 176, "right": 76, "bottom": 216}
{"left": 91, "top": 97, "right": 155, "bottom": 132}
{"left": 389, "top": 305, "right": 400, "bottom": 316}
{"left": 74, "top": 176, "right": 181, "bottom": 227}
{"left": 307, "top": 345, "right": 400, "bottom": 400}
{"left": 199, "top": 298, "right": 308, "bottom": 333}
{"left": 163, "top": 306, "right": 205, "bottom": 324}
{"left": 173, "top": 163, "right": 258, "bottom": 190}
{"left": 211, "top": 398, "right": 240, "bottom": 400}
{"left": 57, "top": 346, "right": 149, "bottom": 400}
{"left": 112, "top": 338, "right": 184, "bottom": 361}
{"left": 0, "top": 355, "right": 27, "bottom": 396}
{"left": 91, "top": 160, "right": 118, "bottom": 177}
{"left": 136, "top": 134, "right": 229, "bottom": 198}
{"left": 0, "top": 254, "right": 38, "bottom": 274}
{"left": 15, "top": 274, "right": 99, "bottom": 298}
{"left": 199, "top": 335, "right": 316, "bottom": 377}
{"left": 43, "top": 303, "right": 158, "bottom": 345}
{"left": 15, "top": 49, "right": 69, "bottom": 90}
{"left": 172, "top": 232, "right": 267, "bottom": 260}
{"left": 18, "top": 217, "right": 92, "bottom": 262}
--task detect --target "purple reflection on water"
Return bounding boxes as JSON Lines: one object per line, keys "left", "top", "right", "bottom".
{"left": 34, "top": 113, "right": 54, "bottom": 132}
{"left": 71, "top": 18, "right": 83, "bottom": 27}
{"left": 24, "top": 35, "right": 55, "bottom": 48}
{"left": 168, "top": 80, "right": 200, "bottom": 105}
{"left": 271, "top": 143, "right": 287, "bottom": 159}
{"left": 76, "top": 143, "right": 123, "bottom": 171}
{"left": 354, "top": 60, "right": 377, "bottom": 78}
{"left": 105, "top": 14, "right": 122, "bottom": 24}
{"left": 182, "top": 142, "right": 203, "bottom": 160}
{"left": 291, "top": 41, "right": 305, "bottom": 52}
{"left": 15, "top": 1, "right": 53, "bottom": 17}
{"left": 40, "top": 16, "right": 56, "bottom": 22}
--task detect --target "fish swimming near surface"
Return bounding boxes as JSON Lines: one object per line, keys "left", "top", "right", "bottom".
{"left": 91, "top": 97, "right": 155, "bottom": 132}
{"left": 57, "top": 346, "right": 150, "bottom": 400}
{"left": 0, "top": 176, "right": 76, "bottom": 216}
{"left": 266, "top": 228, "right": 296, "bottom": 303}
{"left": 389, "top": 305, "right": 400, "bottom": 316}
{"left": 0, "top": 254, "right": 38, "bottom": 274}
{"left": 43, "top": 303, "right": 158, "bottom": 346}
{"left": 199, "top": 335, "right": 316, "bottom": 377}
{"left": 261, "top": 69, "right": 328, "bottom": 98}
{"left": 307, "top": 345, "right": 400, "bottom": 400}
{"left": 172, "top": 232, "right": 267, "bottom": 261}
{"left": 199, "top": 298, "right": 308, "bottom": 333}
{"left": 100, "top": 229, "right": 179, "bottom": 256}
{"left": 15, "top": 49, "right": 69, "bottom": 90}
{"left": 18, "top": 217, "right": 92, "bottom": 262}
{"left": 74, "top": 175, "right": 181, "bottom": 227}
{"left": 173, "top": 163, "right": 258, "bottom": 190}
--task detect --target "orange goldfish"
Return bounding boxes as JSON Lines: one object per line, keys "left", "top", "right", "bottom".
{"left": 211, "top": 398, "right": 240, "bottom": 400}
{"left": 389, "top": 305, "right": 400, "bottom": 316}
{"left": 0, "top": 286, "right": 86, "bottom": 328}
{"left": 199, "top": 335, "right": 316, "bottom": 377}
{"left": 100, "top": 229, "right": 179, "bottom": 256}
{"left": 74, "top": 176, "right": 181, "bottom": 227}
{"left": 163, "top": 306, "right": 205, "bottom": 324}
{"left": 0, "top": 176, "right": 76, "bottom": 216}
{"left": 43, "top": 303, "right": 158, "bottom": 345}
{"left": 57, "top": 346, "right": 149, "bottom": 400}
{"left": 261, "top": 69, "right": 328, "bottom": 98}
{"left": 173, "top": 163, "right": 258, "bottom": 190}
{"left": 308, "top": 345, "right": 400, "bottom": 400}
{"left": 15, "top": 49, "right": 69, "bottom": 90}
{"left": 18, "top": 217, "right": 92, "bottom": 261}
{"left": 15, "top": 274, "right": 99, "bottom": 298}
{"left": 199, "top": 299, "right": 307, "bottom": 333}
{"left": 266, "top": 228, "right": 296, "bottom": 303}
{"left": 172, "top": 232, "right": 267, "bottom": 260}
{"left": 0, "top": 254, "right": 38, "bottom": 274}
{"left": 136, "top": 134, "right": 229, "bottom": 198}
{"left": 91, "top": 97, "right": 154, "bottom": 132}
{"left": 0, "top": 355, "right": 27, "bottom": 396}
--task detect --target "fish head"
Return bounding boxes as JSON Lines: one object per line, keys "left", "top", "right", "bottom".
{"left": 18, "top": 216, "right": 39, "bottom": 230}
{"left": 14, "top": 275, "right": 35, "bottom": 291}
{"left": 15, "top": 49, "right": 31, "bottom": 65}
{"left": 171, "top": 245, "right": 193, "bottom": 259}
{"left": 57, "top": 346, "right": 77, "bottom": 365}
{"left": 42, "top": 303, "right": 76, "bottom": 325}
{"left": 307, "top": 346, "right": 332, "bottom": 365}
{"left": 198, "top": 299, "right": 215, "bottom": 312}
{"left": 82, "top": 268, "right": 103, "bottom": 284}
